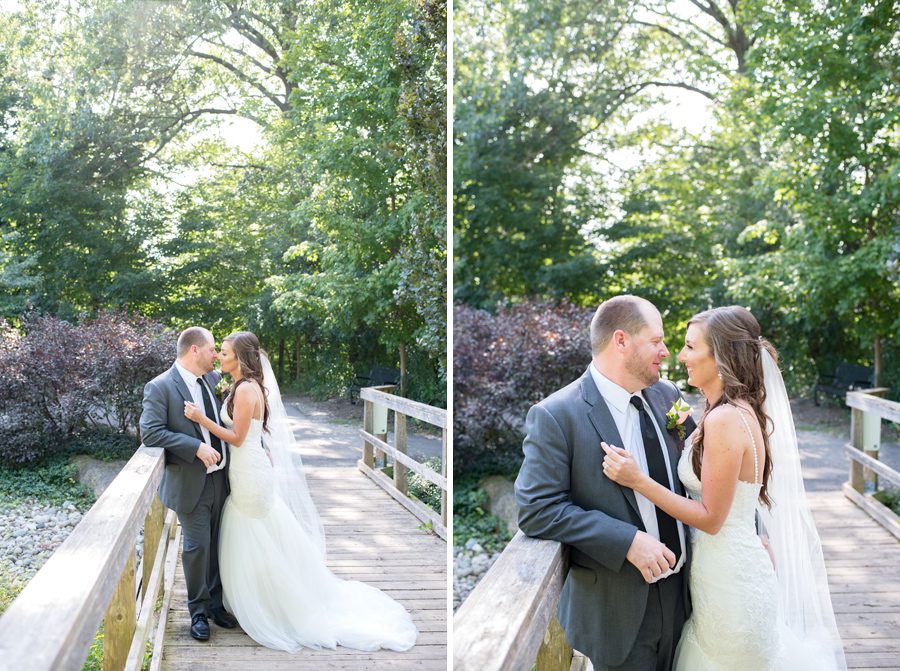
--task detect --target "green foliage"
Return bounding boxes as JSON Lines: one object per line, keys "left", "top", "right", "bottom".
{"left": 874, "top": 489, "right": 900, "bottom": 517}
{"left": 454, "top": 0, "right": 899, "bottom": 409}
{"left": 0, "top": 454, "right": 94, "bottom": 509}
{"left": 64, "top": 428, "right": 139, "bottom": 463}
{"left": 407, "top": 456, "right": 443, "bottom": 510}
{"left": 453, "top": 477, "right": 512, "bottom": 552}
{"left": 0, "top": 0, "right": 446, "bottom": 405}
{"left": 0, "top": 562, "right": 26, "bottom": 616}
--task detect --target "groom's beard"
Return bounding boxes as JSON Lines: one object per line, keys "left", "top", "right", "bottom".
{"left": 625, "top": 352, "right": 660, "bottom": 389}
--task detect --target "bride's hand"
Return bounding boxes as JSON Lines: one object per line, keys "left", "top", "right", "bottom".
{"left": 184, "top": 401, "right": 204, "bottom": 424}
{"left": 601, "top": 442, "right": 643, "bottom": 488}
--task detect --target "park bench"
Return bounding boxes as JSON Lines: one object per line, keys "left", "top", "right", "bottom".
{"left": 348, "top": 365, "right": 401, "bottom": 404}
{"left": 814, "top": 363, "right": 873, "bottom": 405}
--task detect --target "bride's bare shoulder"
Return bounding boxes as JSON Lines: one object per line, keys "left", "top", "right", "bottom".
{"left": 703, "top": 405, "right": 749, "bottom": 449}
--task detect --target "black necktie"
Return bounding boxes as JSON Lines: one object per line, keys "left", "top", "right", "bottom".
{"left": 630, "top": 395, "right": 681, "bottom": 561}
{"left": 197, "top": 378, "right": 223, "bottom": 455}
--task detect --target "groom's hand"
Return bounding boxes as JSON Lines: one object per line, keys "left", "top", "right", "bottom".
{"left": 196, "top": 442, "right": 220, "bottom": 468}
{"left": 626, "top": 530, "right": 676, "bottom": 583}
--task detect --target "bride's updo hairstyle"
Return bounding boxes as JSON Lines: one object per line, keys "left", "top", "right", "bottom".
{"left": 689, "top": 306, "right": 776, "bottom": 507}
{"left": 223, "top": 331, "right": 270, "bottom": 433}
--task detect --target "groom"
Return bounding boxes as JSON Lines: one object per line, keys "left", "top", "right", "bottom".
{"left": 515, "top": 295, "right": 696, "bottom": 671}
{"left": 139, "top": 326, "right": 238, "bottom": 641}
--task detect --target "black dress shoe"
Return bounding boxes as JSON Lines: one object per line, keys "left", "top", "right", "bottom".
{"left": 210, "top": 608, "right": 238, "bottom": 629}
{"left": 190, "top": 613, "right": 210, "bottom": 641}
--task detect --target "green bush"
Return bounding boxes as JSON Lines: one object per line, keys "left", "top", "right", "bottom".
{"left": 64, "top": 428, "right": 139, "bottom": 462}
{"left": 453, "top": 477, "right": 512, "bottom": 553}
{"left": 408, "top": 457, "right": 442, "bottom": 510}
{"left": 874, "top": 488, "right": 900, "bottom": 516}
{"left": 0, "top": 453, "right": 94, "bottom": 508}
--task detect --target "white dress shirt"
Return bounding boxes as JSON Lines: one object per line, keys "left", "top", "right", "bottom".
{"left": 175, "top": 362, "right": 227, "bottom": 473}
{"left": 589, "top": 362, "right": 686, "bottom": 581}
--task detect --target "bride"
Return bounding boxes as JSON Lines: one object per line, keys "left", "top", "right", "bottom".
{"left": 602, "top": 306, "right": 845, "bottom": 670}
{"left": 184, "top": 331, "right": 417, "bottom": 653}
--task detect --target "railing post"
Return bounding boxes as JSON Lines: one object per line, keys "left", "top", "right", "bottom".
{"left": 363, "top": 397, "right": 375, "bottom": 468}
{"left": 536, "top": 616, "right": 573, "bottom": 671}
{"left": 103, "top": 552, "right": 136, "bottom": 671}
{"left": 141, "top": 496, "right": 164, "bottom": 602}
{"left": 862, "top": 389, "right": 886, "bottom": 491}
{"left": 850, "top": 405, "right": 865, "bottom": 493}
{"left": 441, "top": 428, "right": 448, "bottom": 528}
{"left": 394, "top": 411, "right": 408, "bottom": 495}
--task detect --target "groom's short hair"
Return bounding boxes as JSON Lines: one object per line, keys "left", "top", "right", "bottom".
{"left": 177, "top": 327, "right": 212, "bottom": 357}
{"left": 590, "top": 295, "right": 655, "bottom": 354}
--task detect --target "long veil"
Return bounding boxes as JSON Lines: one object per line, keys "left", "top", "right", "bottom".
{"left": 757, "top": 348, "right": 846, "bottom": 669}
{"left": 260, "top": 353, "right": 326, "bottom": 559}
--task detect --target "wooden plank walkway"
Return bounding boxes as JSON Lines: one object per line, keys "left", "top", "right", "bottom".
{"left": 809, "top": 491, "right": 900, "bottom": 671}
{"left": 157, "top": 402, "right": 447, "bottom": 670}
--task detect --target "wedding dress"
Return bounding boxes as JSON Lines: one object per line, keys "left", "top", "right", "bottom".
{"left": 673, "top": 409, "right": 841, "bottom": 670}
{"left": 217, "top": 396, "right": 418, "bottom": 653}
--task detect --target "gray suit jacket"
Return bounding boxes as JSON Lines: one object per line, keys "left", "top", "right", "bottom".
{"left": 515, "top": 366, "right": 695, "bottom": 667}
{"left": 140, "top": 365, "right": 229, "bottom": 514}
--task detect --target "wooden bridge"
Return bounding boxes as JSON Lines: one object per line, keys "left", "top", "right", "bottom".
{"left": 0, "top": 389, "right": 447, "bottom": 671}
{"left": 455, "top": 388, "right": 900, "bottom": 671}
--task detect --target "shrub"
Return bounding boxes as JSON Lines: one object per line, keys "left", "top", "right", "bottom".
{"left": 0, "top": 452, "right": 93, "bottom": 508}
{"left": 453, "top": 300, "right": 592, "bottom": 472}
{"left": 407, "top": 456, "right": 443, "bottom": 510}
{"left": 79, "top": 313, "right": 173, "bottom": 435}
{"left": 453, "top": 477, "right": 512, "bottom": 552}
{"left": 0, "top": 312, "right": 172, "bottom": 465}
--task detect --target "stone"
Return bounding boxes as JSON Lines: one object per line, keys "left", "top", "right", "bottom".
{"left": 479, "top": 474, "right": 519, "bottom": 536}
{"left": 70, "top": 455, "right": 128, "bottom": 498}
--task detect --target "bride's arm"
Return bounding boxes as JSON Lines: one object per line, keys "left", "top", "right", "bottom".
{"left": 184, "top": 383, "right": 257, "bottom": 447}
{"left": 602, "top": 405, "right": 745, "bottom": 535}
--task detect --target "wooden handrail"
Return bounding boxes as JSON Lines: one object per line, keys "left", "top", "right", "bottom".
{"left": 454, "top": 531, "right": 570, "bottom": 671}
{"left": 843, "top": 388, "right": 900, "bottom": 540}
{"left": 0, "top": 446, "right": 167, "bottom": 671}
{"left": 360, "top": 386, "right": 448, "bottom": 428}
{"left": 358, "top": 386, "right": 448, "bottom": 539}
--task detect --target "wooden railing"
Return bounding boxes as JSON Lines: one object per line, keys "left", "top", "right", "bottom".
{"left": 843, "top": 388, "right": 900, "bottom": 540}
{"left": 358, "top": 386, "right": 448, "bottom": 540}
{"left": 454, "top": 531, "right": 587, "bottom": 671}
{"left": 0, "top": 446, "right": 181, "bottom": 671}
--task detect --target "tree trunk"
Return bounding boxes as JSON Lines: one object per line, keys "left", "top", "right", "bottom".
{"left": 873, "top": 335, "right": 881, "bottom": 387}
{"left": 278, "top": 338, "right": 285, "bottom": 380}
{"left": 295, "top": 336, "right": 301, "bottom": 382}
{"left": 399, "top": 342, "right": 407, "bottom": 397}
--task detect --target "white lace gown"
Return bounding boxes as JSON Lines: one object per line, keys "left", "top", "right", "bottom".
{"left": 217, "top": 407, "right": 418, "bottom": 653}
{"left": 674, "top": 423, "right": 837, "bottom": 671}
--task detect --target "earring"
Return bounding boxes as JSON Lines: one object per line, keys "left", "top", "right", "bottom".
{"left": 717, "top": 371, "right": 723, "bottom": 380}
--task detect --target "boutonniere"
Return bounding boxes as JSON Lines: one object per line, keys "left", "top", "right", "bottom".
{"left": 666, "top": 399, "right": 692, "bottom": 440}
{"left": 214, "top": 376, "right": 231, "bottom": 400}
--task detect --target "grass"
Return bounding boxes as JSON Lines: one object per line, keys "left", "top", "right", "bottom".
{"left": 0, "top": 562, "right": 27, "bottom": 616}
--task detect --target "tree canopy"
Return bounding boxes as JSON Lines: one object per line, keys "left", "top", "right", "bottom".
{"left": 454, "top": 0, "right": 898, "bottom": 395}
{"left": 0, "top": 0, "right": 447, "bottom": 404}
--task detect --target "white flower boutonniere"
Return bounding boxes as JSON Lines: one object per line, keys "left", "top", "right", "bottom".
{"left": 214, "top": 376, "right": 231, "bottom": 400}
{"left": 666, "top": 399, "right": 692, "bottom": 440}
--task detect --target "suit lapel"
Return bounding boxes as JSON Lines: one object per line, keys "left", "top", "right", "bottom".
{"left": 169, "top": 365, "right": 203, "bottom": 440}
{"left": 580, "top": 370, "right": 642, "bottom": 520}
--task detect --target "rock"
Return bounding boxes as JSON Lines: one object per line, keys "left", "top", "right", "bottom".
{"left": 479, "top": 474, "right": 519, "bottom": 536}
{"left": 70, "top": 455, "right": 128, "bottom": 499}
{"left": 464, "top": 538, "right": 479, "bottom": 551}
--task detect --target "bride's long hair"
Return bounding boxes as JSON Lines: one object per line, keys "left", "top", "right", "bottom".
{"left": 223, "top": 331, "right": 270, "bottom": 432}
{"left": 689, "top": 306, "right": 775, "bottom": 507}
